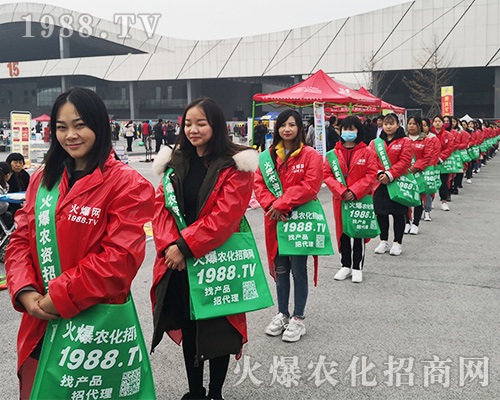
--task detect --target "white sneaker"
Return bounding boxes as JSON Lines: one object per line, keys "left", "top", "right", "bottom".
{"left": 409, "top": 224, "right": 419, "bottom": 235}
{"left": 404, "top": 223, "right": 411, "bottom": 234}
{"left": 334, "top": 267, "right": 351, "bottom": 281}
{"left": 390, "top": 242, "right": 402, "bottom": 256}
{"left": 424, "top": 212, "right": 431, "bottom": 221}
{"left": 441, "top": 203, "right": 450, "bottom": 211}
{"left": 265, "top": 313, "right": 289, "bottom": 336}
{"left": 351, "top": 269, "right": 363, "bottom": 283}
{"left": 282, "top": 317, "right": 306, "bottom": 342}
{"left": 374, "top": 241, "right": 390, "bottom": 254}
{"left": 466, "top": 179, "right": 472, "bottom": 184}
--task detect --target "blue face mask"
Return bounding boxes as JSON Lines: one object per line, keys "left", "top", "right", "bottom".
{"left": 341, "top": 131, "right": 357, "bottom": 142}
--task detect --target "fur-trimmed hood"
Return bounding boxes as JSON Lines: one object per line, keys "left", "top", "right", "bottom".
{"left": 152, "top": 146, "right": 259, "bottom": 176}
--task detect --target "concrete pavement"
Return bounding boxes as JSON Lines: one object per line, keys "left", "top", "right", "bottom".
{"left": 0, "top": 143, "right": 498, "bottom": 399}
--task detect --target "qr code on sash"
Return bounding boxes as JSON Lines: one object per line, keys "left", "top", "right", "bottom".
{"left": 316, "top": 234, "right": 325, "bottom": 248}
{"left": 242, "top": 280, "right": 258, "bottom": 300}
{"left": 119, "top": 367, "right": 141, "bottom": 397}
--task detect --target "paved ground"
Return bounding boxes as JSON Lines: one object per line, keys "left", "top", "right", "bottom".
{"left": 0, "top": 140, "right": 499, "bottom": 399}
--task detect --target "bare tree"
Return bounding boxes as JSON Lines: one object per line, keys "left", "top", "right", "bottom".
{"left": 360, "top": 52, "right": 387, "bottom": 96}
{"left": 403, "top": 35, "right": 455, "bottom": 117}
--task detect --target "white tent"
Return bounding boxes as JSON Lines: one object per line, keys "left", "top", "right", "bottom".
{"left": 460, "top": 114, "right": 474, "bottom": 122}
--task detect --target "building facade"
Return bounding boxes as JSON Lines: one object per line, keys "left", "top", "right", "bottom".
{"left": 1, "top": 0, "right": 499, "bottom": 120}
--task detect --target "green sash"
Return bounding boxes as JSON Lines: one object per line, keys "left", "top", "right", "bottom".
{"left": 258, "top": 150, "right": 334, "bottom": 256}
{"left": 31, "top": 180, "right": 156, "bottom": 400}
{"left": 162, "top": 170, "right": 273, "bottom": 320}
{"left": 326, "top": 150, "right": 380, "bottom": 239}
{"left": 374, "top": 138, "right": 421, "bottom": 207}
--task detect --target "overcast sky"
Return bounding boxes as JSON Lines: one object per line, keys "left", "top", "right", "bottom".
{"left": 5, "top": 0, "right": 411, "bottom": 40}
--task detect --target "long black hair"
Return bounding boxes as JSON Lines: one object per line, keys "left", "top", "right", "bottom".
{"left": 173, "top": 97, "right": 248, "bottom": 166}
{"left": 270, "top": 109, "right": 306, "bottom": 170}
{"left": 43, "top": 87, "right": 112, "bottom": 190}
{"left": 340, "top": 116, "right": 365, "bottom": 144}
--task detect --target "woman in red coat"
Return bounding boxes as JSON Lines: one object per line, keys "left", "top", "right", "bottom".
{"left": 150, "top": 97, "right": 258, "bottom": 400}
{"left": 405, "top": 115, "right": 433, "bottom": 234}
{"left": 370, "top": 113, "right": 413, "bottom": 256}
{"left": 254, "top": 109, "right": 323, "bottom": 343}
{"left": 323, "top": 116, "right": 377, "bottom": 283}
{"left": 431, "top": 115, "right": 454, "bottom": 211}
{"left": 5, "top": 88, "right": 155, "bottom": 399}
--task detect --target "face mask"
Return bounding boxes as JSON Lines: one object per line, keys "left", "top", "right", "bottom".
{"left": 443, "top": 123, "right": 450, "bottom": 128}
{"left": 341, "top": 131, "right": 357, "bottom": 142}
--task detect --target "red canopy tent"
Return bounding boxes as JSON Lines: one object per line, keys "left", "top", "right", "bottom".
{"left": 252, "top": 70, "right": 381, "bottom": 110}
{"left": 33, "top": 114, "right": 50, "bottom": 122}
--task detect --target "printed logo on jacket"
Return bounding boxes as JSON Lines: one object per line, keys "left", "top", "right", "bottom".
{"left": 68, "top": 203, "right": 102, "bottom": 226}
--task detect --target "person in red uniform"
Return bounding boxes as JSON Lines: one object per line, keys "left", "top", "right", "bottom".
{"left": 150, "top": 97, "right": 258, "bottom": 400}
{"left": 405, "top": 115, "right": 433, "bottom": 234}
{"left": 323, "top": 116, "right": 378, "bottom": 283}
{"left": 430, "top": 115, "right": 454, "bottom": 211}
{"left": 5, "top": 87, "right": 155, "bottom": 399}
{"left": 370, "top": 113, "right": 413, "bottom": 256}
{"left": 254, "top": 109, "right": 323, "bottom": 342}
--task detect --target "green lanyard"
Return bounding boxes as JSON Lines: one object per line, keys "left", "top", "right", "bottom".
{"left": 374, "top": 138, "right": 392, "bottom": 171}
{"left": 258, "top": 149, "right": 283, "bottom": 198}
{"left": 35, "top": 179, "right": 62, "bottom": 293}
{"left": 326, "top": 151, "right": 347, "bottom": 186}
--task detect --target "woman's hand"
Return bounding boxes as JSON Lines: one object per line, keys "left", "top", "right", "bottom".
{"left": 408, "top": 166, "right": 418, "bottom": 174}
{"left": 39, "top": 293, "right": 60, "bottom": 315}
{"left": 342, "top": 190, "right": 355, "bottom": 201}
{"left": 17, "top": 291, "right": 59, "bottom": 321}
{"left": 164, "top": 244, "right": 186, "bottom": 271}
{"left": 265, "top": 204, "right": 288, "bottom": 222}
{"left": 378, "top": 173, "right": 390, "bottom": 185}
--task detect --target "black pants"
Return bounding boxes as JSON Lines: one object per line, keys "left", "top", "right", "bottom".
{"left": 439, "top": 174, "right": 450, "bottom": 201}
{"left": 126, "top": 136, "right": 133, "bottom": 152}
{"left": 405, "top": 205, "right": 424, "bottom": 226}
{"left": 181, "top": 318, "right": 229, "bottom": 399}
{"left": 155, "top": 137, "right": 163, "bottom": 153}
{"left": 466, "top": 162, "right": 473, "bottom": 179}
{"left": 452, "top": 173, "right": 464, "bottom": 190}
{"left": 339, "top": 234, "right": 365, "bottom": 270}
{"left": 377, "top": 214, "right": 405, "bottom": 243}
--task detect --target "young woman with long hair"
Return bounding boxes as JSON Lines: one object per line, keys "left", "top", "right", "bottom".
{"left": 151, "top": 97, "right": 258, "bottom": 399}
{"left": 254, "top": 109, "right": 323, "bottom": 342}
{"left": 431, "top": 115, "right": 454, "bottom": 211}
{"left": 5, "top": 87, "right": 155, "bottom": 399}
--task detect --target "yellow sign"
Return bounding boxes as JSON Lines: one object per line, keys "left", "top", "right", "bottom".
{"left": 441, "top": 86, "right": 454, "bottom": 96}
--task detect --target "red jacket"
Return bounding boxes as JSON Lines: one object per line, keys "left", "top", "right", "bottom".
{"left": 431, "top": 127, "right": 454, "bottom": 161}
{"left": 254, "top": 144, "right": 323, "bottom": 278}
{"left": 427, "top": 134, "right": 441, "bottom": 166}
{"left": 410, "top": 135, "right": 433, "bottom": 172}
{"left": 150, "top": 148, "right": 258, "bottom": 348}
{"left": 469, "top": 130, "right": 481, "bottom": 146}
{"left": 454, "top": 130, "right": 470, "bottom": 150}
{"left": 323, "top": 142, "right": 378, "bottom": 249}
{"left": 369, "top": 129, "right": 413, "bottom": 191}
{"left": 5, "top": 152, "right": 155, "bottom": 371}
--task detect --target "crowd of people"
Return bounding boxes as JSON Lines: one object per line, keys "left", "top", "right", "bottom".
{"left": 2, "top": 87, "right": 499, "bottom": 399}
